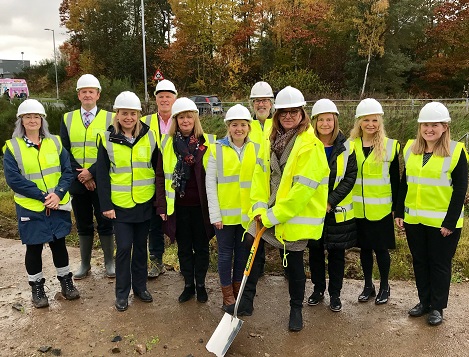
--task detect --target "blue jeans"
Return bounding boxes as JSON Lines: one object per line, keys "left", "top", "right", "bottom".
{"left": 215, "top": 224, "right": 246, "bottom": 287}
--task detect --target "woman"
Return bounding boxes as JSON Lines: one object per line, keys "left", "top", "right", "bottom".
{"left": 206, "top": 104, "right": 258, "bottom": 311}
{"left": 307, "top": 99, "right": 357, "bottom": 312}
{"left": 395, "top": 102, "right": 468, "bottom": 326}
{"left": 226, "top": 86, "right": 330, "bottom": 332}
{"left": 96, "top": 91, "right": 158, "bottom": 312}
{"left": 155, "top": 97, "right": 215, "bottom": 303}
{"left": 350, "top": 98, "right": 400, "bottom": 305}
{"left": 3, "top": 99, "right": 79, "bottom": 308}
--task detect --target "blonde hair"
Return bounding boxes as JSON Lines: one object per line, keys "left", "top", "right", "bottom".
{"left": 411, "top": 123, "right": 451, "bottom": 157}
{"left": 168, "top": 111, "right": 204, "bottom": 138}
{"left": 349, "top": 114, "right": 387, "bottom": 162}
{"left": 113, "top": 109, "right": 142, "bottom": 137}
{"left": 270, "top": 107, "right": 311, "bottom": 144}
{"left": 312, "top": 113, "right": 339, "bottom": 145}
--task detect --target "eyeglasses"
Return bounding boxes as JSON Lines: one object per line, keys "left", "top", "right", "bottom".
{"left": 253, "top": 98, "right": 271, "bottom": 104}
{"left": 279, "top": 109, "right": 301, "bottom": 118}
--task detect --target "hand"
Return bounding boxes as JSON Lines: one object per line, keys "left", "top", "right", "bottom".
{"left": 160, "top": 214, "right": 167, "bottom": 221}
{"left": 44, "top": 193, "right": 60, "bottom": 209}
{"left": 440, "top": 227, "right": 453, "bottom": 237}
{"left": 77, "top": 168, "right": 93, "bottom": 183}
{"left": 214, "top": 221, "right": 223, "bottom": 230}
{"left": 254, "top": 215, "right": 261, "bottom": 222}
{"left": 326, "top": 203, "right": 332, "bottom": 213}
{"left": 102, "top": 210, "right": 116, "bottom": 219}
{"left": 394, "top": 217, "right": 404, "bottom": 230}
{"left": 83, "top": 179, "right": 96, "bottom": 191}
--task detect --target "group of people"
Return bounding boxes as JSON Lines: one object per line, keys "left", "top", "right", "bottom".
{"left": 3, "top": 75, "right": 467, "bottom": 332}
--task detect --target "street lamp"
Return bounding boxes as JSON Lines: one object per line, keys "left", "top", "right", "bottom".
{"left": 21, "top": 52, "right": 24, "bottom": 69}
{"left": 141, "top": 0, "right": 149, "bottom": 104}
{"left": 44, "top": 28, "right": 59, "bottom": 100}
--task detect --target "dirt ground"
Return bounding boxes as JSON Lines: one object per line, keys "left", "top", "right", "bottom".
{"left": 0, "top": 237, "right": 468, "bottom": 357}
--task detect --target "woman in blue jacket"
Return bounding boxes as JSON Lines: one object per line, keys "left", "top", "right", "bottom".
{"left": 3, "top": 99, "right": 79, "bottom": 308}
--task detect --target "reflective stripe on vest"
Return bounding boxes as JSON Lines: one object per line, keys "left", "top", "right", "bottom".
{"left": 64, "top": 110, "right": 113, "bottom": 168}
{"left": 403, "top": 139, "right": 465, "bottom": 228}
{"left": 141, "top": 114, "right": 162, "bottom": 149}
{"left": 333, "top": 140, "right": 355, "bottom": 222}
{"left": 7, "top": 136, "right": 70, "bottom": 212}
{"left": 352, "top": 137, "right": 397, "bottom": 220}
{"left": 161, "top": 133, "right": 214, "bottom": 215}
{"left": 214, "top": 140, "right": 258, "bottom": 227}
{"left": 101, "top": 130, "right": 156, "bottom": 208}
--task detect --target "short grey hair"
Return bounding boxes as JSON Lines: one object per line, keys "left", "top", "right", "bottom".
{"left": 12, "top": 116, "right": 51, "bottom": 139}
{"left": 249, "top": 98, "right": 275, "bottom": 117}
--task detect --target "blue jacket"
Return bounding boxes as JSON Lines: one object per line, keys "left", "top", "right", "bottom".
{"left": 3, "top": 144, "right": 73, "bottom": 244}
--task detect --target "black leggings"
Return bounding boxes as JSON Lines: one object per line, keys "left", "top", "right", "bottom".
{"left": 25, "top": 238, "right": 69, "bottom": 275}
{"left": 360, "top": 248, "right": 390, "bottom": 290}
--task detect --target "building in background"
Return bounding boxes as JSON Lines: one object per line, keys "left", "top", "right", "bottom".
{"left": 0, "top": 59, "right": 31, "bottom": 79}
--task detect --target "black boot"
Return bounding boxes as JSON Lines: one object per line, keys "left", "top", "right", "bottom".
{"left": 29, "top": 278, "right": 49, "bottom": 308}
{"left": 289, "top": 279, "right": 305, "bottom": 332}
{"left": 58, "top": 272, "right": 80, "bottom": 300}
{"left": 196, "top": 284, "right": 208, "bottom": 303}
{"left": 178, "top": 284, "right": 195, "bottom": 303}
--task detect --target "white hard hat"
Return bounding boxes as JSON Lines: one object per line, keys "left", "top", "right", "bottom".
{"left": 311, "top": 99, "right": 339, "bottom": 117}
{"left": 171, "top": 97, "right": 198, "bottom": 118}
{"left": 154, "top": 79, "right": 178, "bottom": 96}
{"left": 224, "top": 104, "right": 252, "bottom": 122}
{"left": 274, "top": 86, "right": 306, "bottom": 109}
{"left": 418, "top": 102, "right": 451, "bottom": 123}
{"left": 17, "top": 99, "right": 47, "bottom": 119}
{"left": 250, "top": 81, "right": 274, "bottom": 99}
{"left": 355, "top": 98, "right": 384, "bottom": 118}
{"left": 76, "top": 74, "right": 101, "bottom": 92}
{"left": 113, "top": 91, "right": 142, "bottom": 111}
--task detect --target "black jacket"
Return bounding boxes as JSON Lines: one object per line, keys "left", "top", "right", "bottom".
{"left": 323, "top": 131, "right": 358, "bottom": 250}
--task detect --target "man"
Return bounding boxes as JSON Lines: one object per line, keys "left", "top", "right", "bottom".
{"left": 60, "top": 74, "right": 115, "bottom": 279}
{"left": 141, "top": 79, "right": 177, "bottom": 278}
{"left": 249, "top": 81, "right": 275, "bottom": 149}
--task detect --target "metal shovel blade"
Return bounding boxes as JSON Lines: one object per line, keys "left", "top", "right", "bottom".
{"left": 206, "top": 312, "right": 244, "bottom": 357}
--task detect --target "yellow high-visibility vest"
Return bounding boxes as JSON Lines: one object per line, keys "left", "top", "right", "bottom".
{"left": 250, "top": 126, "right": 330, "bottom": 243}
{"left": 333, "top": 140, "right": 355, "bottom": 223}
{"left": 211, "top": 139, "right": 259, "bottom": 227}
{"left": 99, "top": 130, "right": 157, "bottom": 208}
{"left": 161, "top": 133, "right": 216, "bottom": 215}
{"left": 63, "top": 109, "right": 113, "bottom": 168}
{"left": 403, "top": 139, "right": 467, "bottom": 228}
{"left": 4, "top": 136, "right": 70, "bottom": 212}
{"left": 141, "top": 113, "right": 162, "bottom": 149}
{"left": 352, "top": 137, "right": 399, "bottom": 220}
{"left": 250, "top": 118, "right": 272, "bottom": 175}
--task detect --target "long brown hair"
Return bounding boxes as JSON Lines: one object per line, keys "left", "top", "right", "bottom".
{"left": 411, "top": 123, "right": 451, "bottom": 157}
{"left": 270, "top": 107, "right": 311, "bottom": 144}
{"left": 312, "top": 113, "right": 339, "bottom": 145}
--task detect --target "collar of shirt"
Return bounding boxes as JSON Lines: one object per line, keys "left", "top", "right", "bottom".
{"left": 81, "top": 107, "right": 98, "bottom": 118}
{"left": 158, "top": 115, "right": 172, "bottom": 134}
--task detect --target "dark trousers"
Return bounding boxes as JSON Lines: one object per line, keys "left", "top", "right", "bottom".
{"left": 405, "top": 223, "right": 461, "bottom": 310}
{"left": 148, "top": 206, "right": 165, "bottom": 259}
{"left": 360, "top": 248, "right": 390, "bottom": 290}
{"left": 176, "top": 205, "right": 209, "bottom": 286}
{"left": 309, "top": 239, "right": 345, "bottom": 297}
{"left": 114, "top": 220, "right": 150, "bottom": 300}
{"left": 25, "top": 238, "right": 69, "bottom": 275}
{"left": 215, "top": 224, "right": 246, "bottom": 286}
{"left": 242, "top": 234, "right": 305, "bottom": 308}
{"left": 71, "top": 190, "right": 113, "bottom": 236}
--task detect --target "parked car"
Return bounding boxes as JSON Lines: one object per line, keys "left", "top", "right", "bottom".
{"left": 189, "top": 95, "right": 223, "bottom": 116}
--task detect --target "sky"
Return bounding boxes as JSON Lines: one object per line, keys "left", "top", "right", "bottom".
{"left": 0, "top": 0, "right": 69, "bottom": 65}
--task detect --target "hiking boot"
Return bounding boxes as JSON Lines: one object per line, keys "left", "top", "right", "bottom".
{"left": 307, "top": 291, "right": 324, "bottom": 306}
{"left": 29, "top": 278, "right": 49, "bottom": 308}
{"left": 148, "top": 256, "right": 166, "bottom": 279}
{"left": 58, "top": 273, "right": 80, "bottom": 300}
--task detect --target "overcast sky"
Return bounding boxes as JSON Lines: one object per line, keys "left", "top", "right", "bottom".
{"left": 0, "top": 0, "right": 69, "bottom": 64}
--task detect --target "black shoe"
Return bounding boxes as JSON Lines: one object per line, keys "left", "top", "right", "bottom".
{"left": 427, "top": 309, "right": 443, "bottom": 326}
{"left": 29, "top": 278, "right": 49, "bottom": 308}
{"left": 307, "top": 291, "right": 324, "bottom": 306}
{"left": 329, "top": 296, "right": 342, "bottom": 312}
{"left": 288, "top": 307, "right": 303, "bottom": 332}
{"left": 225, "top": 299, "right": 254, "bottom": 316}
{"left": 196, "top": 285, "right": 208, "bottom": 303}
{"left": 115, "top": 298, "right": 128, "bottom": 312}
{"left": 375, "top": 285, "right": 390, "bottom": 305}
{"left": 134, "top": 290, "right": 153, "bottom": 303}
{"left": 58, "top": 272, "right": 80, "bottom": 300}
{"left": 178, "top": 284, "right": 195, "bottom": 303}
{"left": 408, "top": 303, "right": 431, "bottom": 317}
{"left": 358, "top": 285, "right": 376, "bottom": 302}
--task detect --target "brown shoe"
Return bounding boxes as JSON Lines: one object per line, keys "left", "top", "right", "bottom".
{"left": 232, "top": 281, "right": 241, "bottom": 299}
